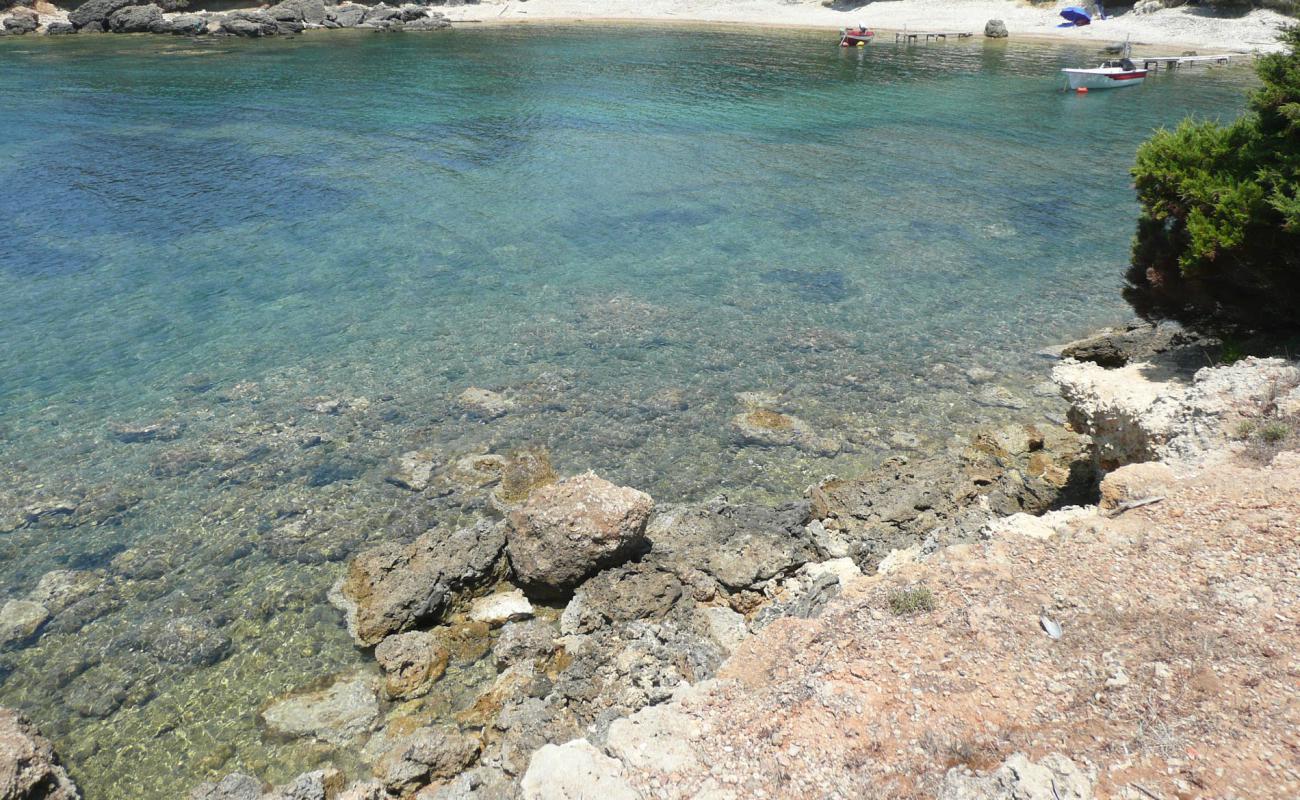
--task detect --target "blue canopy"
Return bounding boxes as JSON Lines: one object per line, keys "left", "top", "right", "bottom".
{"left": 1060, "top": 6, "right": 1092, "bottom": 25}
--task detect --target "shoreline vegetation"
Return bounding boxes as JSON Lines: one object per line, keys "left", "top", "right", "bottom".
{"left": 0, "top": 0, "right": 1294, "bottom": 50}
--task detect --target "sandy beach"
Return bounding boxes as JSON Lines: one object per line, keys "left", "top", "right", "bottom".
{"left": 439, "top": 0, "right": 1293, "bottom": 52}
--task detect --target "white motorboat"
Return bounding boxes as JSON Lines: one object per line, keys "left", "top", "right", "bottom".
{"left": 1062, "top": 58, "right": 1148, "bottom": 90}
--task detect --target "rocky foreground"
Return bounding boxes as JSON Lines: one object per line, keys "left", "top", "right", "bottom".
{"left": 521, "top": 353, "right": 1300, "bottom": 800}
{"left": 2, "top": 329, "right": 1297, "bottom": 800}
{"left": 0, "top": 0, "right": 453, "bottom": 38}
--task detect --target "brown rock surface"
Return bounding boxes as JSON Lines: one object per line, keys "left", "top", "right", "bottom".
{"left": 506, "top": 472, "right": 653, "bottom": 593}
{"left": 0, "top": 708, "right": 79, "bottom": 800}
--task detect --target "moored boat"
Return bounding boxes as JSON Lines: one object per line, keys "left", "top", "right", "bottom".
{"left": 839, "top": 25, "right": 875, "bottom": 46}
{"left": 1062, "top": 58, "right": 1147, "bottom": 89}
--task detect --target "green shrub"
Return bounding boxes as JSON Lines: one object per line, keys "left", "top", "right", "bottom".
{"left": 887, "top": 586, "right": 936, "bottom": 616}
{"left": 1259, "top": 420, "right": 1292, "bottom": 441}
{"left": 1125, "top": 27, "right": 1300, "bottom": 332}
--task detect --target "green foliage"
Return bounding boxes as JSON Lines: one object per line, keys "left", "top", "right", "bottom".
{"left": 1126, "top": 27, "right": 1300, "bottom": 331}
{"left": 1259, "top": 420, "right": 1292, "bottom": 441}
{"left": 887, "top": 586, "right": 935, "bottom": 616}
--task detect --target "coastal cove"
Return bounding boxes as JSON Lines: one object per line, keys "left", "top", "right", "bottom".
{"left": 0, "top": 27, "right": 1260, "bottom": 799}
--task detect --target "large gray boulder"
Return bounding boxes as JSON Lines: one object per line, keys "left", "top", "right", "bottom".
{"left": 107, "top": 4, "right": 164, "bottom": 32}
{"left": 187, "top": 773, "right": 262, "bottom": 800}
{"left": 0, "top": 708, "right": 80, "bottom": 800}
{"left": 68, "top": 0, "right": 134, "bottom": 29}
{"left": 505, "top": 473, "right": 653, "bottom": 595}
{"left": 2, "top": 10, "right": 38, "bottom": 34}
{"left": 219, "top": 10, "right": 278, "bottom": 36}
{"left": 335, "top": 520, "right": 505, "bottom": 646}
{"left": 327, "top": 3, "right": 366, "bottom": 26}
{"left": 267, "top": 0, "right": 326, "bottom": 24}
{"left": 984, "top": 18, "right": 1008, "bottom": 38}
{"left": 0, "top": 600, "right": 48, "bottom": 648}
{"left": 44, "top": 21, "right": 76, "bottom": 33}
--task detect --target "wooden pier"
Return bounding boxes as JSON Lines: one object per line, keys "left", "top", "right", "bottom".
{"left": 1139, "top": 53, "right": 1236, "bottom": 71}
{"left": 894, "top": 30, "right": 973, "bottom": 43}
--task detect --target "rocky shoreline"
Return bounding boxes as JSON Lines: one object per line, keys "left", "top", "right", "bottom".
{"left": 5, "top": 319, "right": 1297, "bottom": 800}
{"left": 0, "top": 0, "right": 455, "bottom": 38}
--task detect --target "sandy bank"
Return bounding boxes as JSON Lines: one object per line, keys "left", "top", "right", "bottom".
{"left": 441, "top": 0, "right": 1292, "bottom": 52}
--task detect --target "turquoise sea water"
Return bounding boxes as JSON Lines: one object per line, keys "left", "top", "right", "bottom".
{"left": 0, "top": 26, "right": 1254, "bottom": 797}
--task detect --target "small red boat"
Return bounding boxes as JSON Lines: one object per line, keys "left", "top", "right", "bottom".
{"left": 839, "top": 25, "right": 875, "bottom": 46}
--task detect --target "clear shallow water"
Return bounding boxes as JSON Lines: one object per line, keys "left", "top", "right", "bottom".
{"left": 0, "top": 26, "right": 1254, "bottom": 798}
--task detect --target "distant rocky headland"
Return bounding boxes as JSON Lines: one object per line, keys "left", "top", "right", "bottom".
{"left": 0, "top": 0, "right": 455, "bottom": 37}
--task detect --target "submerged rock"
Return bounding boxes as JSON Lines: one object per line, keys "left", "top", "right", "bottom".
{"left": 729, "top": 400, "right": 840, "bottom": 456}
{"left": 457, "top": 387, "right": 513, "bottom": 420}
{"left": 0, "top": 600, "right": 48, "bottom": 648}
{"left": 385, "top": 450, "right": 436, "bottom": 492}
{"left": 188, "top": 773, "right": 263, "bottom": 800}
{"left": 490, "top": 447, "right": 557, "bottom": 510}
{"left": 506, "top": 472, "right": 653, "bottom": 594}
{"left": 260, "top": 673, "right": 380, "bottom": 747}
{"left": 336, "top": 520, "right": 506, "bottom": 646}
{"left": 0, "top": 708, "right": 80, "bottom": 800}
{"left": 108, "top": 418, "right": 181, "bottom": 443}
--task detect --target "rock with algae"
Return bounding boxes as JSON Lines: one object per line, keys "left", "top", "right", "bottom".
{"left": 259, "top": 673, "right": 380, "bottom": 747}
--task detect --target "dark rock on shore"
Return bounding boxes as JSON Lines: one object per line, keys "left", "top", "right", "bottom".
{"left": 45, "top": 21, "right": 76, "bottom": 33}
{"left": 2, "top": 8, "right": 37, "bottom": 34}
{"left": 220, "top": 11, "right": 279, "bottom": 36}
{"left": 268, "top": 0, "right": 327, "bottom": 24}
{"left": 108, "top": 419, "right": 182, "bottom": 443}
{"left": 335, "top": 520, "right": 506, "bottom": 646}
{"left": 1058, "top": 321, "right": 1205, "bottom": 368}
{"left": 0, "top": 708, "right": 80, "bottom": 800}
{"left": 327, "top": 3, "right": 366, "bottom": 26}
{"left": 108, "top": 5, "right": 165, "bottom": 34}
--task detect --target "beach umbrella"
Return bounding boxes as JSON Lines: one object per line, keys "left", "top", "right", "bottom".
{"left": 1060, "top": 6, "right": 1092, "bottom": 25}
